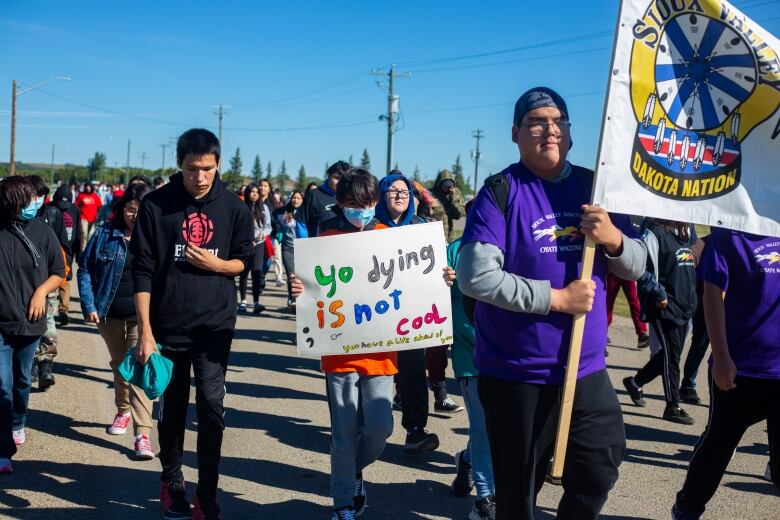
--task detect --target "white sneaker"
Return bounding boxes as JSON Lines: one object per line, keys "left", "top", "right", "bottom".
{"left": 12, "top": 428, "right": 25, "bottom": 445}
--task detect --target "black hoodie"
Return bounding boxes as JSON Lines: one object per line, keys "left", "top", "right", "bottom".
{"left": 51, "top": 184, "right": 81, "bottom": 261}
{"left": 130, "top": 171, "right": 254, "bottom": 345}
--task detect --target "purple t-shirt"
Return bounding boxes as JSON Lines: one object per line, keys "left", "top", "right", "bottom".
{"left": 461, "top": 162, "right": 636, "bottom": 385}
{"left": 700, "top": 229, "right": 780, "bottom": 380}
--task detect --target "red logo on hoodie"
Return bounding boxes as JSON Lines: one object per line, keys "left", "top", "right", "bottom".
{"left": 182, "top": 212, "right": 214, "bottom": 247}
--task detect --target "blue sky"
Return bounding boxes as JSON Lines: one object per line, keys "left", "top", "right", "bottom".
{"left": 1, "top": 0, "right": 778, "bottom": 183}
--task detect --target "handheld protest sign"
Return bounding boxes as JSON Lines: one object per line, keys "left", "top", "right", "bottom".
{"left": 293, "top": 221, "right": 454, "bottom": 358}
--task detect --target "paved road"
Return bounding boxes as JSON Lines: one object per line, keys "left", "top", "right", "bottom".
{"left": 1, "top": 281, "right": 776, "bottom": 519}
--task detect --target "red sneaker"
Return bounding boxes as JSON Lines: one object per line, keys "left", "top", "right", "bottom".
{"left": 134, "top": 434, "right": 154, "bottom": 460}
{"left": 193, "top": 494, "right": 221, "bottom": 520}
{"left": 108, "top": 413, "right": 131, "bottom": 435}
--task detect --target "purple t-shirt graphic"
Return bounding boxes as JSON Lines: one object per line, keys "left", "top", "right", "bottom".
{"left": 700, "top": 229, "right": 780, "bottom": 380}
{"left": 461, "top": 162, "right": 636, "bottom": 385}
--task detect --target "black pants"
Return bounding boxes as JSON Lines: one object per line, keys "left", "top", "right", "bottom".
{"left": 634, "top": 319, "right": 687, "bottom": 406}
{"left": 676, "top": 375, "right": 780, "bottom": 516}
{"left": 158, "top": 332, "right": 232, "bottom": 501}
{"left": 396, "top": 348, "right": 429, "bottom": 432}
{"left": 682, "top": 292, "right": 709, "bottom": 391}
{"left": 238, "top": 243, "right": 266, "bottom": 303}
{"left": 478, "top": 369, "right": 624, "bottom": 520}
{"left": 281, "top": 245, "right": 295, "bottom": 301}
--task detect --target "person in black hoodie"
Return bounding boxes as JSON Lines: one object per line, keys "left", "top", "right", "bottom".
{"left": 0, "top": 176, "right": 65, "bottom": 474}
{"left": 298, "top": 160, "right": 349, "bottom": 237}
{"left": 131, "top": 128, "right": 253, "bottom": 519}
{"left": 50, "top": 184, "right": 81, "bottom": 326}
{"left": 623, "top": 219, "right": 698, "bottom": 425}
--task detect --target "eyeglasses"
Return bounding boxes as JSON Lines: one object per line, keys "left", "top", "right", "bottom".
{"left": 522, "top": 119, "right": 571, "bottom": 137}
{"left": 386, "top": 190, "right": 411, "bottom": 199}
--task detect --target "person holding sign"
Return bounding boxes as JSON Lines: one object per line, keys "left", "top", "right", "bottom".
{"left": 291, "top": 168, "right": 455, "bottom": 520}
{"left": 456, "top": 87, "right": 646, "bottom": 520}
{"left": 672, "top": 229, "right": 780, "bottom": 520}
{"left": 131, "top": 129, "right": 254, "bottom": 520}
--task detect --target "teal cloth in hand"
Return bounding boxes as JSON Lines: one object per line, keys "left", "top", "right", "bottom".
{"left": 117, "top": 345, "right": 173, "bottom": 400}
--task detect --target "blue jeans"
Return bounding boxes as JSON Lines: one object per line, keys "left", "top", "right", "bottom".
{"left": 0, "top": 334, "right": 40, "bottom": 458}
{"left": 460, "top": 376, "right": 495, "bottom": 498}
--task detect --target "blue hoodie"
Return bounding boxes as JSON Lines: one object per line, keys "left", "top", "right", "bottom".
{"left": 376, "top": 173, "right": 416, "bottom": 227}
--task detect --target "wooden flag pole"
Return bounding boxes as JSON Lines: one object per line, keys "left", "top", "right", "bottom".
{"left": 550, "top": 237, "right": 596, "bottom": 478}
{"left": 550, "top": 0, "right": 626, "bottom": 480}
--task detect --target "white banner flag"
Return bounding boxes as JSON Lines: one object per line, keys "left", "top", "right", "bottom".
{"left": 294, "top": 221, "right": 454, "bottom": 358}
{"left": 592, "top": 0, "right": 780, "bottom": 236}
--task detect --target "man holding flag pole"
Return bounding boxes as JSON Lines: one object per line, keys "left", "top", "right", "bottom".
{"left": 456, "top": 86, "right": 646, "bottom": 519}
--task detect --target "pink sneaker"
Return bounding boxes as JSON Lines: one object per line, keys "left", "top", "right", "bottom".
{"left": 12, "top": 429, "right": 25, "bottom": 445}
{"left": 108, "top": 413, "right": 131, "bottom": 435}
{"left": 134, "top": 434, "right": 154, "bottom": 460}
{"left": 0, "top": 458, "right": 12, "bottom": 474}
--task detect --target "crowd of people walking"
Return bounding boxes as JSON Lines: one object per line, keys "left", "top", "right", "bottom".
{"left": 0, "top": 87, "right": 776, "bottom": 520}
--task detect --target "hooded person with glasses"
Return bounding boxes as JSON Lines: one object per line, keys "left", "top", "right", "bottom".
{"left": 0, "top": 176, "right": 65, "bottom": 475}
{"left": 376, "top": 172, "right": 444, "bottom": 456}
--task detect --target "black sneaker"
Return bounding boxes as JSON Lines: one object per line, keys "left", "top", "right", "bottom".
{"left": 637, "top": 333, "right": 650, "bottom": 349}
{"left": 331, "top": 506, "right": 356, "bottom": 520}
{"left": 252, "top": 303, "right": 266, "bottom": 315}
{"left": 664, "top": 406, "right": 695, "bottom": 425}
{"left": 671, "top": 503, "right": 700, "bottom": 520}
{"left": 451, "top": 450, "right": 474, "bottom": 497}
{"left": 434, "top": 397, "right": 464, "bottom": 413}
{"left": 622, "top": 376, "right": 647, "bottom": 407}
{"left": 679, "top": 387, "right": 701, "bottom": 405}
{"left": 468, "top": 495, "right": 496, "bottom": 520}
{"left": 58, "top": 311, "right": 70, "bottom": 327}
{"left": 544, "top": 459, "right": 562, "bottom": 486}
{"left": 403, "top": 429, "right": 439, "bottom": 454}
{"left": 161, "top": 480, "right": 191, "bottom": 519}
{"left": 353, "top": 478, "right": 367, "bottom": 516}
{"left": 392, "top": 392, "right": 402, "bottom": 411}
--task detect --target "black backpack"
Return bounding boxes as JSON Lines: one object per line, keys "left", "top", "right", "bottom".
{"left": 462, "top": 173, "right": 509, "bottom": 326}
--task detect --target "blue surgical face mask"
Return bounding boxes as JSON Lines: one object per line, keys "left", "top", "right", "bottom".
{"left": 18, "top": 198, "right": 41, "bottom": 221}
{"left": 343, "top": 206, "right": 375, "bottom": 229}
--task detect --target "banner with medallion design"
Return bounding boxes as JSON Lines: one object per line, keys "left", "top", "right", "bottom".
{"left": 592, "top": 0, "right": 780, "bottom": 236}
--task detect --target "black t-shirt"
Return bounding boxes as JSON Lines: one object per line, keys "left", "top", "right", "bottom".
{"left": 108, "top": 245, "right": 136, "bottom": 320}
{"left": 299, "top": 186, "right": 337, "bottom": 237}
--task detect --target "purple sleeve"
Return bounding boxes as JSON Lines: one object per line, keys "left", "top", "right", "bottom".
{"left": 460, "top": 184, "right": 507, "bottom": 253}
{"left": 700, "top": 228, "right": 730, "bottom": 291}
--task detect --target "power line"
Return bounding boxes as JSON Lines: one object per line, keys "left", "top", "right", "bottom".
{"left": 396, "top": 30, "right": 613, "bottom": 68}
{"left": 231, "top": 72, "right": 367, "bottom": 108}
{"left": 404, "top": 90, "right": 604, "bottom": 116}
{"left": 410, "top": 46, "right": 611, "bottom": 74}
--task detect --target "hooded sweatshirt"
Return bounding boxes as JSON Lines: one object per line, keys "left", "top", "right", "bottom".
{"left": 431, "top": 169, "right": 465, "bottom": 242}
{"left": 299, "top": 181, "right": 338, "bottom": 237}
{"left": 51, "top": 184, "right": 81, "bottom": 262}
{"left": 376, "top": 173, "right": 418, "bottom": 227}
{"left": 130, "top": 171, "right": 254, "bottom": 345}
{"left": 0, "top": 218, "right": 65, "bottom": 336}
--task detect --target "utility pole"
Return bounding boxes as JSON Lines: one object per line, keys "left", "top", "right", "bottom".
{"left": 50, "top": 144, "right": 55, "bottom": 186}
{"left": 140, "top": 152, "right": 147, "bottom": 175}
{"left": 471, "top": 129, "right": 484, "bottom": 193}
{"left": 372, "top": 65, "right": 411, "bottom": 174}
{"left": 159, "top": 143, "right": 167, "bottom": 176}
{"left": 212, "top": 103, "right": 230, "bottom": 143}
{"left": 125, "top": 139, "right": 131, "bottom": 185}
{"left": 8, "top": 76, "right": 70, "bottom": 176}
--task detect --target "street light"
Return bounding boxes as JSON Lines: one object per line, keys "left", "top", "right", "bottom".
{"left": 9, "top": 76, "right": 71, "bottom": 176}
